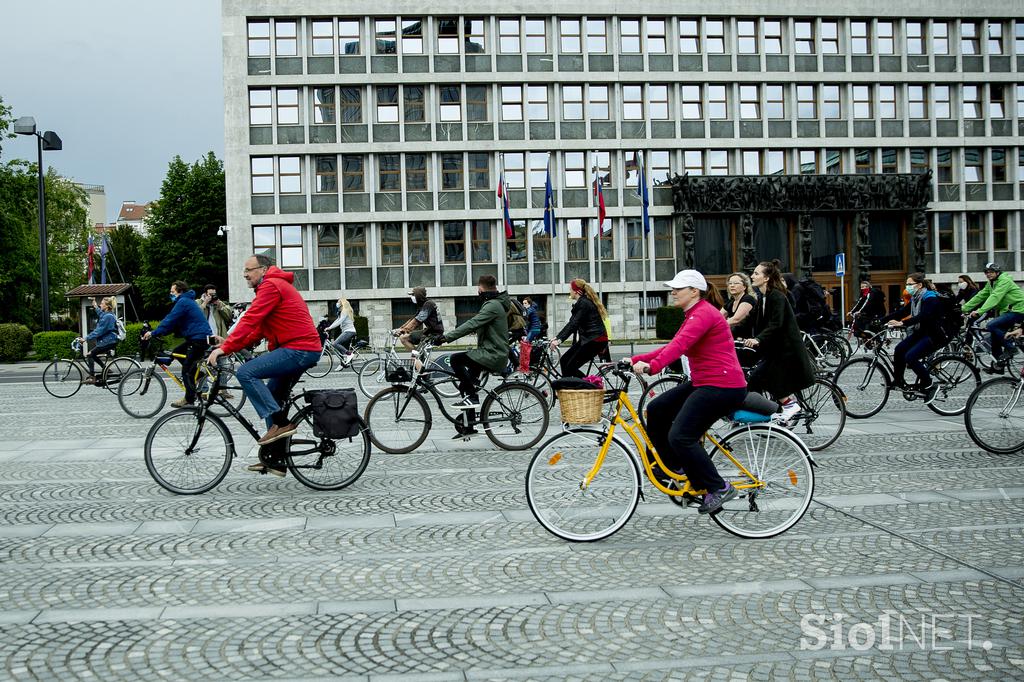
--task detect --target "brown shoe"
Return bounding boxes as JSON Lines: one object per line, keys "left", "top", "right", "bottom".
{"left": 83, "top": 376, "right": 96, "bottom": 385}
{"left": 246, "top": 461, "right": 286, "bottom": 477}
{"left": 257, "top": 423, "right": 297, "bottom": 446}
{"left": 171, "top": 398, "right": 193, "bottom": 408}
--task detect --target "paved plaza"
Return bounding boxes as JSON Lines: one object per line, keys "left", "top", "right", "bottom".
{"left": 0, "top": 364, "right": 1022, "bottom": 681}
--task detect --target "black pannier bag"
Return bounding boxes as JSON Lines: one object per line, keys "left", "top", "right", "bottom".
{"left": 304, "top": 389, "right": 361, "bottom": 439}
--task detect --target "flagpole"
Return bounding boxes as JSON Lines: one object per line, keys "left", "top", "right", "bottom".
{"left": 593, "top": 155, "right": 602, "bottom": 299}
{"left": 639, "top": 151, "right": 647, "bottom": 334}
{"left": 547, "top": 152, "right": 556, "bottom": 333}
{"left": 499, "top": 153, "right": 507, "bottom": 289}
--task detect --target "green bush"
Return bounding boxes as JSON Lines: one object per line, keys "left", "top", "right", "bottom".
{"left": 33, "top": 331, "right": 79, "bottom": 360}
{"left": 0, "top": 323, "right": 34, "bottom": 362}
{"left": 655, "top": 306, "right": 685, "bottom": 340}
{"left": 354, "top": 315, "right": 369, "bottom": 341}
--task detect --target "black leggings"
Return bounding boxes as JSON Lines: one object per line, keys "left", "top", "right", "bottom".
{"left": 173, "top": 339, "right": 210, "bottom": 403}
{"left": 559, "top": 340, "right": 608, "bottom": 378}
{"left": 893, "top": 332, "right": 936, "bottom": 387}
{"left": 85, "top": 342, "right": 117, "bottom": 377}
{"left": 449, "top": 351, "right": 487, "bottom": 402}
{"left": 645, "top": 382, "right": 747, "bottom": 493}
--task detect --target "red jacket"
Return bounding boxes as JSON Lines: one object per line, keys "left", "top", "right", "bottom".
{"left": 221, "top": 267, "right": 322, "bottom": 354}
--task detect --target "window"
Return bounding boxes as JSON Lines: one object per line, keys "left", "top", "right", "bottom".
{"left": 852, "top": 85, "right": 872, "bottom": 118}
{"left": 466, "top": 85, "right": 488, "bottom": 121}
{"left": 679, "top": 19, "right": 699, "bottom": 53}
{"left": 1017, "top": 21, "right": 1024, "bottom": 53}
{"left": 821, "top": 21, "right": 839, "bottom": 53}
{"left": 376, "top": 86, "right": 399, "bottom": 123}
{"left": 766, "top": 150, "right": 785, "bottom": 175}
{"left": 1018, "top": 85, "right": 1024, "bottom": 121}
{"left": 248, "top": 20, "right": 270, "bottom": 56}
{"left": 339, "top": 87, "right": 361, "bottom": 123}
{"left": 881, "top": 148, "right": 898, "bottom": 174}
{"left": 737, "top": 20, "right": 757, "bottom": 54}
{"left": 401, "top": 19, "right": 423, "bottom": 54}
{"left": 878, "top": 85, "right": 896, "bottom": 119}
{"left": 439, "top": 85, "right": 461, "bottom": 122}
{"left": 822, "top": 86, "right": 840, "bottom": 118}
{"left": 253, "top": 226, "right": 275, "bottom": 259}
{"left": 626, "top": 219, "right": 644, "bottom": 259}
{"left": 993, "top": 212, "right": 1008, "bottom": 250}
{"left": 647, "top": 19, "right": 667, "bottom": 52}
{"left": 251, "top": 158, "right": 274, "bottom": 194}
{"left": 910, "top": 148, "right": 929, "bottom": 174}
{"left": 506, "top": 221, "right": 527, "bottom": 262}
{"left": 764, "top": 85, "right": 785, "bottom": 119}
{"left": 743, "top": 150, "right": 762, "bottom": 175}
{"left": 380, "top": 223, "right": 402, "bottom": 264}
{"left": 684, "top": 150, "right": 704, "bottom": 175}
{"left": 503, "top": 152, "right": 525, "bottom": 188}
{"left": 527, "top": 85, "right": 549, "bottom": 120}
{"left": 501, "top": 85, "right": 523, "bottom": 120}
{"left": 681, "top": 85, "right": 702, "bottom": 118}
{"left": 936, "top": 148, "right": 954, "bottom": 183}
{"left": 592, "top": 151, "right": 613, "bottom": 188}
{"left": 855, "top": 149, "right": 873, "bottom": 174}
{"left": 499, "top": 19, "right": 520, "bottom": 53}
{"left": 564, "top": 151, "right": 586, "bottom": 187}
{"left": 566, "top": 218, "right": 587, "bottom": 260}
{"left": 878, "top": 22, "right": 895, "bottom": 54}
{"left": 936, "top": 212, "right": 956, "bottom": 252}
{"left": 623, "top": 85, "right": 644, "bottom": 119}
{"left": 706, "top": 20, "right": 725, "bottom": 53}
{"left": 966, "top": 212, "right": 985, "bottom": 251}
{"left": 525, "top": 18, "right": 547, "bottom": 53}
{"left": 797, "top": 85, "right": 816, "bottom": 118}
{"left": 990, "top": 85, "right": 1005, "bottom": 118}
{"left": 962, "top": 85, "right": 981, "bottom": 118}
{"left": 992, "top": 148, "right": 1006, "bottom": 182}
{"left": 278, "top": 157, "right": 301, "bottom": 193}
{"left": 764, "top": 20, "right": 783, "bottom": 53}
{"left": 964, "top": 148, "right": 983, "bottom": 182}
{"left": 315, "top": 156, "right": 337, "bottom": 193}
{"left": 961, "top": 21, "right": 979, "bottom": 55}
{"left": 342, "top": 155, "right": 364, "bottom": 192}
{"left": 316, "top": 225, "right": 339, "bottom": 266}
{"left": 249, "top": 89, "right": 272, "bottom": 125}
{"left": 405, "top": 154, "right": 428, "bottom": 191}
{"left": 529, "top": 152, "right": 549, "bottom": 187}
{"left": 375, "top": 19, "right": 396, "bottom": 54}
{"left": 799, "top": 149, "right": 818, "bottom": 174}
{"left": 281, "top": 225, "right": 303, "bottom": 267}
{"left": 707, "top": 84, "right": 728, "bottom": 119}
{"left": 620, "top": 18, "right": 641, "bottom": 53}
{"left": 276, "top": 88, "right": 299, "bottom": 125}
{"left": 313, "top": 87, "right": 335, "bottom": 124}
{"left": 589, "top": 85, "right": 610, "bottom": 119}
{"left": 468, "top": 153, "right": 489, "bottom": 189}
{"left": 275, "top": 20, "right": 297, "bottom": 56}
{"left": 562, "top": 85, "right": 583, "bottom": 119}
{"left": 740, "top": 85, "right": 760, "bottom": 119}
{"left": 403, "top": 85, "right": 425, "bottom": 122}
{"left": 378, "top": 154, "right": 401, "bottom": 191}
{"left": 851, "top": 21, "right": 871, "bottom": 54}
{"left": 933, "top": 21, "right": 949, "bottom": 54}
{"left": 795, "top": 21, "right": 814, "bottom": 54}
{"left": 908, "top": 85, "right": 927, "bottom": 118}
{"left": 339, "top": 20, "right": 360, "bottom": 54}
{"left": 650, "top": 150, "right": 671, "bottom": 185}
{"left": 597, "top": 220, "right": 614, "bottom": 261}
{"left": 560, "top": 18, "right": 581, "bottom": 53}
{"left": 344, "top": 224, "right": 367, "bottom": 265}
{"left": 312, "top": 20, "right": 334, "bottom": 55}
{"left": 437, "top": 18, "right": 459, "bottom": 53}
{"left": 466, "top": 18, "right": 486, "bottom": 53}
{"left": 407, "top": 222, "right": 430, "bottom": 264}
{"left": 443, "top": 221, "right": 465, "bottom": 262}
{"left": 907, "top": 22, "right": 924, "bottom": 55}
{"left": 649, "top": 84, "right": 670, "bottom": 119}
{"left": 708, "top": 149, "right": 730, "bottom": 174}
{"left": 934, "top": 85, "right": 951, "bottom": 118}
{"left": 825, "top": 149, "right": 842, "bottom": 174}
{"left": 471, "top": 220, "right": 493, "bottom": 262}
{"left": 586, "top": 18, "right": 607, "bottom": 52}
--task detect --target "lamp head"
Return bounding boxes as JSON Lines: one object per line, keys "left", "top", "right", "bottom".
{"left": 41, "top": 131, "right": 62, "bottom": 151}
{"left": 13, "top": 117, "right": 37, "bottom": 135}
{"left": 217, "top": 225, "right": 231, "bottom": 237}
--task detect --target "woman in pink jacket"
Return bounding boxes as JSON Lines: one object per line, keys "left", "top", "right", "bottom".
{"left": 630, "top": 270, "right": 747, "bottom": 515}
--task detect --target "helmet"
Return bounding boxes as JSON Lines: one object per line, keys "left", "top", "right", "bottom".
{"left": 983, "top": 262, "right": 1001, "bottom": 274}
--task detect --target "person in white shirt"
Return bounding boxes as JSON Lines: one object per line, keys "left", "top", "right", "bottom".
{"left": 324, "top": 297, "right": 357, "bottom": 369}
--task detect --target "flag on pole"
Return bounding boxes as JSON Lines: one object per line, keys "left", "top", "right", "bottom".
{"left": 593, "top": 167, "right": 609, "bottom": 235}
{"left": 531, "top": 163, "right": 556, "bottom": 237}
{"left": 634, "top": 151, "right": 651, "bottom": 235}
{"left": 100, "top": 234, "right": 109, "bottom": 284}
{"left": 497, "top": 172, "right": 513, "bottom": 239}
{"left": 86, "top": 234, "right": 95, "bottom": 284}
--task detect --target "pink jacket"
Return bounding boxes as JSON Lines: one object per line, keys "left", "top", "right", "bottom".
{"left": 632, "top": 299, "right": 746, "bottom": 388}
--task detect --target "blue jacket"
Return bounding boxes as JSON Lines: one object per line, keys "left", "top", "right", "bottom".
{"left": 525, "top": 303, "right": 542, "bottom": 334}
{"left": 153, "top": 290, "right": 213, "bottom": 341}
{"left": 86, "top": 310, "right": 118, "bottom": 347}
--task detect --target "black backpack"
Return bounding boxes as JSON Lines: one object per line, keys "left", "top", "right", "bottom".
{"left": 304, "top": 389, "right": 361, "bottom": 439}
{"left": 796, "top": 282, "right": 830, "bottom": 329}
{"left": 934, "top": 291, "right": 962, "bottom": 344}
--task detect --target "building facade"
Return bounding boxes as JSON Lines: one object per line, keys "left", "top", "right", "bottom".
{"left": 222, "top": 0, "right": 1023, "bottom": 337}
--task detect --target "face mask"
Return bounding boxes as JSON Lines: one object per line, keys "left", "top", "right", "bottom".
{"left": 169, "top": 294, "right": 179, "bottom": 303}
{"left": 905, "top": 286, "right": 916, "bottom": 296}
{"left": 409, "top": 295, "right": 417, "bottom": 303}
{"left": 958, "top": 282, "right": 967, "bottom": 291}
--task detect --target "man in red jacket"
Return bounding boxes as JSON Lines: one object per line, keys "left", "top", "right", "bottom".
{"left": 208, "top": 254, "right": 322, "bottom": 463}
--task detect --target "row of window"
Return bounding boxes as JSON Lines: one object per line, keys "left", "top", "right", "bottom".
{"left": 250, "top": 82, "right": 1024, "bottom": 127}
{"left": 249, "top": 147, "right": 1024, "bottom": 196}
{"left": 935, "top": 211, "right": 1017, "bottom": 253}
{"left": 248, "top": 16, "right": 1024, "bottom": 58}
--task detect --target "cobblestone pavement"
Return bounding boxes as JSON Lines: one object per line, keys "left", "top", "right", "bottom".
{"left": 0, "top": 369, "right": 1022, "bottom": 681}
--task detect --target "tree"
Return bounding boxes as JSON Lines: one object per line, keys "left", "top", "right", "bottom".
{"left": 0, "top": 96, "right": 13, "bottom": 158}
{"left": 138, "top": 153, "right": 227, "bottom": 315}
{"left": 104, "top": 224, "right": 148, "bottom": 321}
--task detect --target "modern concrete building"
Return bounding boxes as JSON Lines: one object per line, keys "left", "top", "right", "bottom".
{"left": 222, "top": 1, "right": 1022, "bottom": 337}
{"left": 73, "top": 183, "right": 107, "bottom": 231}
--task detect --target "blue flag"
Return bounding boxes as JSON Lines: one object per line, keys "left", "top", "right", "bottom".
{"left": 635, "top": 152, "right": 650, "bottom": 235}
{"left": 100, "top": 234, "right": 108, "bottom": 284}
{"left": 543, "top": 165, "right": 556, "bottom": 237}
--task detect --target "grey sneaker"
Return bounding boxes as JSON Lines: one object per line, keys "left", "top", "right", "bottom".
{"left": 922, "top": 383, "right": 940, "bottom": 405}
{"left": 698, "top": 483, "right": 738, "bottom": 515}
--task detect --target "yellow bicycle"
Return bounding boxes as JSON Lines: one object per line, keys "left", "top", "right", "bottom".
{"left": 525, "top": 361, "right": 816, "bottom": 541}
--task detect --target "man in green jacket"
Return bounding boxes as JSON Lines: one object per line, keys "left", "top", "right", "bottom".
{"left": 440, "top": 274, "right": 510, "bottom": 437}
{"left": 963, "top": 262, "right": 1024, "bottom": 372}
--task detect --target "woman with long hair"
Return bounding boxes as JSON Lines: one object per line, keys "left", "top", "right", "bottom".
{"left": 722, "top": 272, "right": 757, "bottom": 338}
{"left": 955, "top": 274, "right": 979, "bottom": 307}
{"left": 325, "top": 297, "right": 357, "bottom": 368}
{"left": 551, "top": 278, "right": 609, "bottom": 378}
{"left": 881, "top": 273, "right": 944, "bottom": 402}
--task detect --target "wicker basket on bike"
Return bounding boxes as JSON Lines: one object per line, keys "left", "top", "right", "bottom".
{"left": 552, "top": 377, "right": 604, "bottom": 424}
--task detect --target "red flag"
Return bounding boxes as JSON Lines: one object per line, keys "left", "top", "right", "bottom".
{"left": 86, "top": 234, "right": 95, "bottom": 284}
{"left": 499, "top": 173, "right": 513, "bottom": 238}
{"left": 593, "top": 170, "right": 608, "bottom": 235}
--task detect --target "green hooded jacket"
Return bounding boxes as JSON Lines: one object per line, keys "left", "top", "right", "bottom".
{"left": 962, "top": 273, "right": 1024, "bottom": 316}
{"left": 444, "top": 290, "right": 510, "bottom": 372}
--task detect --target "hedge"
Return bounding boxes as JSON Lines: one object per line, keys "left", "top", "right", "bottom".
{"left": 654, "top": 306, "right": 685, "bottom": 340}
{"left": 354, "top": 315, "right": 369, "bottom": 341}
{"left": 0, "top": 324, "right": 34, "bottom": 362}
{"left": 32, "top": 331, "right": 79, "bottom": 360}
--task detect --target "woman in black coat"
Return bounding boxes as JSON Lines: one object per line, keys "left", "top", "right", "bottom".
{"left": 954, "top": 274, "right": 979, "bottom": 308}
{"left": 552, "top": 279, "right": 609, "bottom": 378}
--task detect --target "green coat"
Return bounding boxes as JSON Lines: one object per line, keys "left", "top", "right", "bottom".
{"left": 962, "top": 273, "right": 1024, "bottom": 316}
{"left": 444, "top": 291, "right": 510, "bottom": 372}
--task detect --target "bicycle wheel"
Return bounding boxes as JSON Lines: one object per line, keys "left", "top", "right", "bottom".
{"left": 597, "top": 364, "right": 646, "bottom": 421}
{"left": 144, "top": 408, "right": 233, "bottom": 494}
{"left": 791, "top": 379, "right": 846, "bottom": 451}
{"left": 638, "top": 375, "right": 686, "bottom": 426}
{"left": 926, "top": 354, "right": 980, "bottom": 417}
{"left": 42, "top": 360, "right": 83, "bottom": 398}
{"left": 285, "top": 407, "right": 372, "bottom": 490}
{"left": 208, "top": 368, "right": 248, "bottom": 417}
{"left": 101, "top": 357, "right": 141, "bottom": 393}
{"left": 357, "top": 356, "right": 387, "bottom": 399}
{"left": 526, "top": 428, "right": 641, "bottom": 542}
{"left": 481, "top": 381, "right": 550, "bottom": 450}
{"left": 427, "top": 356, "right": 460, "bottom": 398}
{"left": 964, "top": 377, "right": 1024, "bottom": 454}
{"left": 304, "top": 348, "right": 334, "bottom": 378}
{"left": 505, "top": 370, "right": 555, "bottom": 406}
{"left": 117, "top": 368, "right": 168, "bottom": 418}
{"left": 816, "top": 334, "right": 849, "bottom": 372}
{"left": 832, "top": 357, "right": 891, "bottom": 418}
{"left": 363, "top": 385, "right": 431, "bottom": 454}
{"left": 710, "top": 423, "right": 814, "bottom": 539}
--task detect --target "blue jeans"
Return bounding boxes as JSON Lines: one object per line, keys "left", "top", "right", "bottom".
{"left": 987, "top": 311, "right": 1024, "bottom": 357}
{"left": 893, "top": 332, "right": 936, "bottom": 387}
{"left": 332, "top": 331, "right": 356, "bottom": 354}
{"left": 236, "top": 347, "right": 321, "bottom": 426}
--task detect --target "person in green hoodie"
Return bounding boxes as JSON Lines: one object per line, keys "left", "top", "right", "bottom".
{"left": 438, "top": 274, "right": 510, "bottom": 437}
{"left": 963, "top": 262, "right": 1024, "bottom": 373}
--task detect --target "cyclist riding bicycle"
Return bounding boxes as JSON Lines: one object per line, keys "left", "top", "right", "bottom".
{"left": 522, "top": 296, "right": 543, "bottom": 341}
{"left": 962, "top": 262, "right": 1024, "bottom": 374}
{"left": 552, "top": 278, "right": 609, "bottom": 378}
{"left": 324, "top": 297, "right": 358, "bottom": 369}
{"left": 207, "top": 254, "right": 322, "bottom": 474}
{"left": 142, "top": 281, "right": 212, "bottom": 408}
{"left": 629, "top": 269, "right": 747, "bottom": 515}
{"left": 394, "top": 286, "right": 444, "bottom": 353}
{"left": 880, "top": 273, "right": 946, "bottom": 403}
{"left": 79, "top": 296, "right": 119, "bottom": 386}
{"left": 848, "top": 277, "right": 886, "bottom": 339}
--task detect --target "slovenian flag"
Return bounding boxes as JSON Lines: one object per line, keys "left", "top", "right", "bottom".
{"left": 593, "top": 167, "right": 609, "bottom": 235}
{"left": 100, "top": 234, "right": 108, "bottom": 284}
{"left": 498, "top": 172, "right": 513, "bottom": 238}
{"left": 86, "top": 234, "right": 95, "bottom": 284}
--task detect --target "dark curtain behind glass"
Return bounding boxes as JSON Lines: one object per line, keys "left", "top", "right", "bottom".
{"left": 694, "top": 217, "right": 731, "bottom": 275}
{"left": 811, "top": 216, "right": 843, "bottom": 272}
{"left": 869, "top": 215, "right": 903, "bottom": 270}
{"left": 754, "top": 216, "right": 789, "bottom": 271}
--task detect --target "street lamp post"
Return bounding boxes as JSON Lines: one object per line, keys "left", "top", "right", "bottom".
{"left": 13, "top": 117, "right": 62, "bottom": 331}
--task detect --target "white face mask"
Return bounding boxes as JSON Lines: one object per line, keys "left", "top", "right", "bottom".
{"left": 957, "top": 282, "right": 967, "bottom": 291}
{"left": 410, "top": 295, "right": 418, "bottom": 303}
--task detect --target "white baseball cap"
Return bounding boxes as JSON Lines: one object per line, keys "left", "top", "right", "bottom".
{"left": 664, "top": 269, "right": 708, "bottom": 291}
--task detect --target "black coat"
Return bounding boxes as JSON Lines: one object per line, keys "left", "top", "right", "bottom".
{"left": 750, "top": 288, "right": 816, "bottom": 397}
{"left": 557, "top": 296, "right": 606, "bottom": 345}
{"left": 850, "top": 287, "right": 886, "bottom": 319}
{"left": 882, "top": 291, "right": 946, "bottom": 344}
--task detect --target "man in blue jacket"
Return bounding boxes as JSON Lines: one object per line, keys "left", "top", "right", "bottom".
{"left": 142, "top": 281, "right": 213, "bottom": 407}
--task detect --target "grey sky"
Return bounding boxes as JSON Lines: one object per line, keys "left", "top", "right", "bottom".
{"left": 1, "top": 0, "right": 223, "bottom": 223}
